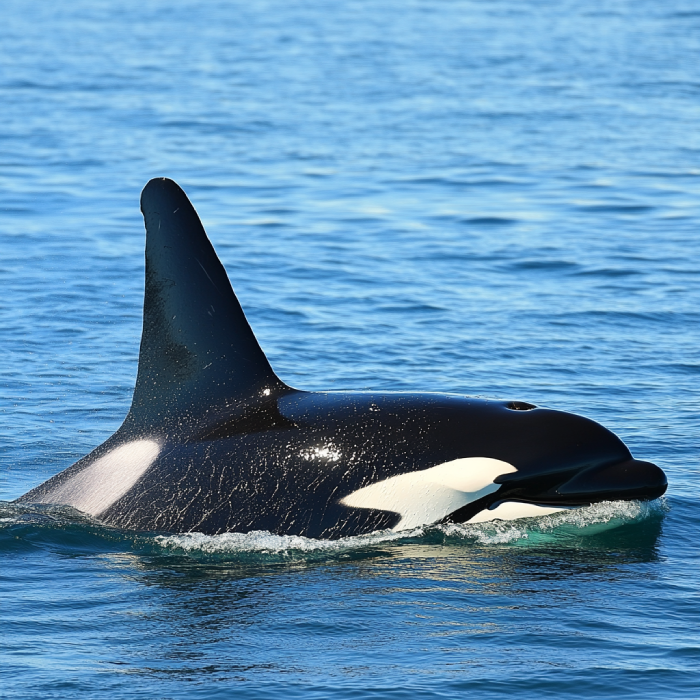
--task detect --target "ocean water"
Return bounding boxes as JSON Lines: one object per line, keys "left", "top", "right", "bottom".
{"left": 1, "top": 0, "right": 699, "bottom": 698}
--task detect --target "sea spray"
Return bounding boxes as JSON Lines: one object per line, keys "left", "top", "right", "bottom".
{"left": 151, "top": 499, "right": 667, "bottom": 558}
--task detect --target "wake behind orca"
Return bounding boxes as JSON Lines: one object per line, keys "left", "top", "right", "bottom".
{"left": 18, "top": 179, "right": 667, "bottom": 538}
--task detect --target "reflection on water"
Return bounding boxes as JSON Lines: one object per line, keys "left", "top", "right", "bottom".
{"left": 41, "top": 502, "right": 659, "bottom": 687}
{"left": 0, "top": 496, "right": 688, "bottom": 696}
{"left": 0, "top": 497, "right": 665, "bottom": 576}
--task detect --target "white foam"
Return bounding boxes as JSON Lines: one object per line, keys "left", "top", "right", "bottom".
{"left": 154, "top": 527, "right": 418, "bottom": 556}
{"left": 445, "top": 498, "right": 665, "bottom": 544}
{"left": 32, "top": 440, "right": 160, "bottom": 517}
{"left": 153, "top": 499, "right": 665, "bottom": 556}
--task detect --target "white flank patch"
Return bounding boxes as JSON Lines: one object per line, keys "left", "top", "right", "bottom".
{"left": 466, "top": 501, "right": 566, "bottom": 524}
{"left": 340, "top": 457, "right": 517, "bottom": 530}
{"left": 34, "top": 440, "right": 160, "bottom": 517}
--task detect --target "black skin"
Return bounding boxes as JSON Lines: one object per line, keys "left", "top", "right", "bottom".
{"left": 20, "top": 390, "right": 667, "bottom": 539}
{"left": 17, "top": 179, "right": 667, "bottom": 538}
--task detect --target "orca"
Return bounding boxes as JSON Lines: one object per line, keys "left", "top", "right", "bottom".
{"left": 17, "top": 178, "right": 667, "bottom": 538}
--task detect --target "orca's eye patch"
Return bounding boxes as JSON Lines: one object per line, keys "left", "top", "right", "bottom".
{"left": 505, "top": 401, "right": 537, "bottom": 411}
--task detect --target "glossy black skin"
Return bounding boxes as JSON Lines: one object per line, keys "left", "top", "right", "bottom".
{"left": 18, "top": 178, "right": 667, "bottom": 538}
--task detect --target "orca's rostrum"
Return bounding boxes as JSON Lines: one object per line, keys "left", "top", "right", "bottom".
{"left": 18, "top": 178, "right": 668, "bottom": 538}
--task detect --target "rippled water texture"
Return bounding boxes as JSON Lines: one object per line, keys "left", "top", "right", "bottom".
{"left": 1, "top": 1, "right": 699, "bottom": 698}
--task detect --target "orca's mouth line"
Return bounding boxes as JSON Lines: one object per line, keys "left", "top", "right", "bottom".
{"left": 491, "top": 457, "right": 667, "bottom": 508}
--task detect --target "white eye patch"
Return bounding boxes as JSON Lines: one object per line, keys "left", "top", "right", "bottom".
{"left": 33, "top": 440, "right": 160, "bottom": 517}
{"left": 340, "top": 457, "right": 517, "bottom": 530}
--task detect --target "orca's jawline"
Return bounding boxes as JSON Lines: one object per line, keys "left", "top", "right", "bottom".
{"left": 15, "top": 178, "right": 667, "bottom": 538}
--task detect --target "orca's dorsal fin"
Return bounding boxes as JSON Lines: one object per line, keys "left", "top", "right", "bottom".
{"left": 125, "top": 178, "right": 289, "bottom": 431}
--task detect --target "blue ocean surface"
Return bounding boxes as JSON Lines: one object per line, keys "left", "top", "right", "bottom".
{"left": 1, "top": 0, "right": 699, "bottom": 698}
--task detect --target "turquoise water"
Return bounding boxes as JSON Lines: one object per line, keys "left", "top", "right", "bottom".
{"left": 1, "top": 0, "right": 699, "bottom": 697}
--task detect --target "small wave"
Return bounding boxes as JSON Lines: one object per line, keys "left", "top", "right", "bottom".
{"left": 0, "top": 500, "right": 97, "bottom": 525}
{"left": 460, "top": 216, "right": 516, "bottom": 226}
{"left": 0, "top": 499, "right": 666, "bottom": 560}
{"left": 507, "top": 259, "right": 579, "bottom": 272}
{"left": 153, "top": 500, "right": 666, "bottom": 557}
{"left": 153, "top": 526, "right": 419, "bottom": 558}
{"left": 442, "top": 498, "right": 667, "bottom": 545}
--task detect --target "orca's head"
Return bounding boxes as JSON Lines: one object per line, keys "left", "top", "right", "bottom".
{"left": 334, "top": 394, "right": 667, "bottom": 531}
{"left": 484, "top": 401, "right": 667, "bottom": 509}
